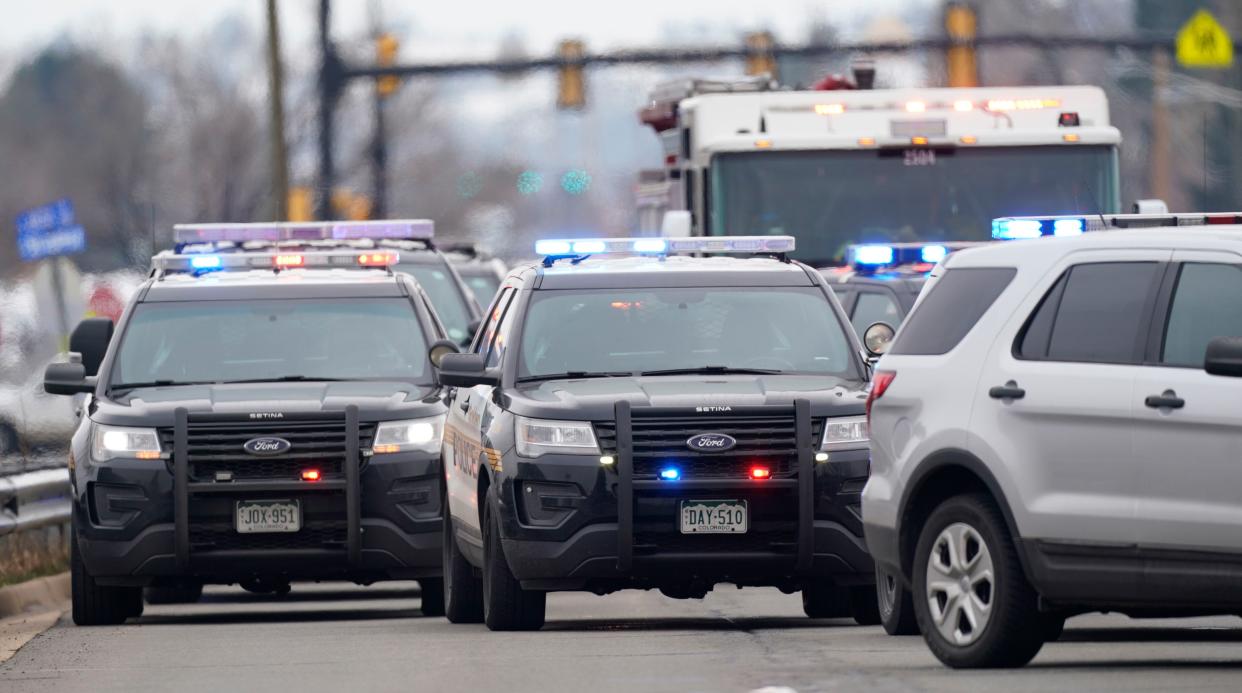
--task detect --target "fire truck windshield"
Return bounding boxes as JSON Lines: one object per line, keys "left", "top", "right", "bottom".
{"left": 708, "top": 144, "right": 1118, "bottom": 265}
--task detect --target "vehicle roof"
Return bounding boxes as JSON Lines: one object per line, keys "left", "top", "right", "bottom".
{"left": 141, "top": 268, "right": 409, "bottom": 302}
{"left": 946, "top": 227, "right": 1242, "bottom": 269}
{"left": 513, "top": 254, "right": 818, "bottom": 290}
{"left": 820, "top": 269, "right": 927, "bottom": 293}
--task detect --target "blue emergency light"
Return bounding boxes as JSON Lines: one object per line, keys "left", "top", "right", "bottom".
{"left": 846, "top": 242, "right": 979, "bottom": 270}
{"left": 994, "top": 213, "right": 1242, "bottom": 240}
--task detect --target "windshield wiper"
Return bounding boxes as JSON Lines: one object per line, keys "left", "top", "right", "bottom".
{"left": 637, "top": 365, "right": 784, "bottom": 377}
{"left": 216, "top": 375, "right": 348, "bottom": 385}
{"left": 516, "top": 371, "right": 633, "bottom": 384}
{"left": 108, "top": 379, "right": 213, "bottom": 394}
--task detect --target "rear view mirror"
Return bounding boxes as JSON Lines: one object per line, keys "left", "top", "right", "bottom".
{"left": 44, "top": 362, "right": 94, "bottom": 396}
{"left": 427, "top": 339, "right": 460, "bottom": 368}
{"left": 863, "top": 322, "right": 896, "bottom": 357}
{"left": 1205, "top": 336, "right": 1242, "bottom": 377}
{"left": 436, "top": 353, "right": 500, "bottom": 388}
{"left": 70, "top": 318, "right": 114, "bottom": 377}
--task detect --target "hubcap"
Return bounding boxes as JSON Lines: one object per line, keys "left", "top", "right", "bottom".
{"left": 924, "top": 522, "right": 995, "bottom": 646}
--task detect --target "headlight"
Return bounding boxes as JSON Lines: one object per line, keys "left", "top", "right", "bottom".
{"left": 92, "top": 424, "right": 162, "bottom": 461}
{"left": 372, "top": 416, "right": 445, "bottom": 454}
{"left": 515, "top": 416, "right": 599, "bottom": 458}
{"left": 821, "top": 415, "right": 868, "bottom": 450}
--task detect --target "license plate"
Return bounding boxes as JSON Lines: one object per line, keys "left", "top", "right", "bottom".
{"left": 679, "top": 499, "right": 748, "bottom": 534}
{"left": 235, "top": 500, "right": 301, "bottom": 534}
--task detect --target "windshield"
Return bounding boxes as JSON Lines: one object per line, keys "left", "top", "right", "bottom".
{"left": 518, "top": 287, "right": 857, "bottom": 379}
{"left": 461, "top": 273, "right": 500, "bottom": 305}
{"left": 397, "top": 263, "right": 476, "bottom": 343}
{"left": 710, "top": 145, "right": 1118, "bottom": 264}
{"left": 110, "top": 298, "right": 429, "bottom": 386}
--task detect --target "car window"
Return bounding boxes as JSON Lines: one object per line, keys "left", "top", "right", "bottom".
{"left": 398, "top": 262, "right": 474, "bottom": 344}
{"left": 889, "top": 268, "right": 1016, "bottom": 356}
{"left": 476, "top": 289, "right": 513, "bottom": 356}
{"left": 486, "top": 292, "right": 519, "bottom": 368}
{"left": 1020, "top": 262, "right": 1160, "bottom": 364}
{"left": 1162, "top": 263, "right": 1242, "bottom": 367}
{"left": 851, "top": 291, "right": 902, "bottom": 335}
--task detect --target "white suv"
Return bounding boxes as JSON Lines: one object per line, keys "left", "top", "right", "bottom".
{"left": 863, "top": 213, "right": 1242, "bottom": 668}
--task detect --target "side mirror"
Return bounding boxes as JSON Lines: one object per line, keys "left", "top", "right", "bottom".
{"left": 44, "top": 362, "right": 94, "bottom": 396}
{"left": 1205, "top": 336, "right": 1242, "bottom": 377}
{"left": 70, "top": 318, "right": 114, "bottom": 377}
{"left": 436, "top": 353, "right": 500, "bottom": 388}
{"left": 863, "top": 322, "right": 896, "bottom": 358}
{"left": 661, "top": 210, "right": 692, "bottom": 238}
{"left": 427, "top": 339, "right": 460, "bottom": 368}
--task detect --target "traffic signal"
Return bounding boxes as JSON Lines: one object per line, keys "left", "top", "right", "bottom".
{"left": 944, "top": 3, "right": 979, "bottom": 87}
{"left": 744, "top": 32, "right": 777, "bottom": 79}
{"left": 376, "top": 33, "right": 400, "bottom": 98}
{"left": 288, "top": 187, "right": 313, "bottom": 222}
{"left": 557, "top": 39, "right": 586, "bottom": 110}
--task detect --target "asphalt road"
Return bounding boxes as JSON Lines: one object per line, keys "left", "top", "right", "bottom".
{"left": 2, "top": 583, "right": 1241, "bottom": 693}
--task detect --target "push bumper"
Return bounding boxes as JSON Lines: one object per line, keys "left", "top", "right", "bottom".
{"left": 498, "top": 400, "right": 874, "bottom": 591}
{"left": 75, "top": 407, "right": 442, "bottom": 584}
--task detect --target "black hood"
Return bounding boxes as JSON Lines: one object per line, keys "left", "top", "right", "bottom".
{"left": 505, "top": 374, "right": 867, "bottom": 421}
{"left": 90, "top": 381, "right": 444, "bottom": 427}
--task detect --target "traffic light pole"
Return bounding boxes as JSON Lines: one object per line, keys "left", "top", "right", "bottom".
{"left": 371, "top": 88, "right": 387, "bottom": 219}
{"left": 316, "top": 0, "right": 343, "bottom": 221}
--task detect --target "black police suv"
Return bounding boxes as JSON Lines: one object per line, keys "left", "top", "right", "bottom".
{"left": 433, "top": 236, "right": 876, "bottom": 630}
{"left": 44, "top": 224, "right": 456, "bottom": 625}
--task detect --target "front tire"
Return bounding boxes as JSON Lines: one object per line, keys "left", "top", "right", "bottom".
{"left": 801, "top": 581, "right": 848, "bottom": 619}
{"left": 443, "top": 504, "right": 484, "bottom": 623}
{"left": 481, "top": 491, "right": 545, "bottom": 631}
{"left": 877, "top": 567, "right": 919, "bottom": 635}
{"left": 912, "top": 493, "right": 1045, "bottom": 669}
{"left": 71, "top": 533, "right": 139, "bottom": 626}
{"left": 419, "top": 578, "right": 445, "bottom": 617}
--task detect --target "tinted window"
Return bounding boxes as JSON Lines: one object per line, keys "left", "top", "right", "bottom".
{"left": 518, "top": 287, "right": 857, "bottom": 378}
{"left": 889, "top": 268, "right": 1016, "bottom": 356}
{"left": 486, "top": 293, "right": 519, "bottom": 368}
{"left": 1017, "top": 273, "right": 1068, "bottom": 359}
{"left": 476, "top": 289, "right": 513, "bottom": 356}
{"left": 112, "top": 298, "right": 429, "bottom": 385}
{"left": 851, "top": 291, "right": 902, "bottom": 335}
{"left": 398, "top": 263, "right": 474, "bottom": 343}
{"left": 1035, "top": 262, "right": 1159, "bottom": 364}
{"left": 464, "top": 275, "right": 501, "bottom": 305}
{"left": 1162, "top": 263, "right": 1242, "bottom": 367}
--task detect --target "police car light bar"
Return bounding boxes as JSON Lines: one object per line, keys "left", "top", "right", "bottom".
{"left": 991, "top": 213, "right": 1242, "bottom": 240}
{"left": 172, "top": 220, "right": 434, "bottom": 245}
{"left": 847, "top": 242, "right": 980, "bottom": 268}
{"left": 534, "top": 236, "right": 795, "bottom": 258}
{"left": 152, "top": 250, "right": 401, "bottom": 274}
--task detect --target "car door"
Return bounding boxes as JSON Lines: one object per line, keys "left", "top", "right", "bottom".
{"left": 1133, "top": 251, "right": 1242, "bottom": 554}
{"left": 444, "top": 288, "right": 513, "bottom": 542}
{"left": 971, "top": 252, "right": 1169, "bottom": 547}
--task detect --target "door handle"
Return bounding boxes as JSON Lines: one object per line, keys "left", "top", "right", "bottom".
{"left": 988, "top": 381, "right": 1026, "bottom": 400}
{"left": 1144, "top": 390, "right": 1185, "bottom": 410}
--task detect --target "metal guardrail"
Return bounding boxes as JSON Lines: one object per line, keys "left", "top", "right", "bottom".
{"left": 0, "top": 468, "right": 72, "bottom": 537}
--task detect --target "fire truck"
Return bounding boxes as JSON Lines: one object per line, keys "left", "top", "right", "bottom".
{"left": 639, "top": 69, "right": 1123, "bottom": 265}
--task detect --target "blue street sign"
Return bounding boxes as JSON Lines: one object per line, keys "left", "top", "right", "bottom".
{"left": 16, "top": 198, "right": 86, "bottom": 262}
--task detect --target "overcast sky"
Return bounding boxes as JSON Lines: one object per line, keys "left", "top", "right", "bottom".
{"left": 1, "top": 0, "right": 928, "bottom": 61}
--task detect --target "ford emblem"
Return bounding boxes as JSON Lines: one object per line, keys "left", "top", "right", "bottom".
{"left": 686, "top": 433, "right": 737, "bottom": 453}
{"left": 243, "top": 437, "right": 292, "bottom": 456}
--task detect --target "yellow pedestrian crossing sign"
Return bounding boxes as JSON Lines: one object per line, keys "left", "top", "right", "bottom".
{"left": 1176, "top": 9, "right": 1233, "bottom": 68}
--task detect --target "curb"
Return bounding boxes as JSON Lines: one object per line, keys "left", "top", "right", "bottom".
{"left": 0, "top": 573, "right": 70, "bottom": 620}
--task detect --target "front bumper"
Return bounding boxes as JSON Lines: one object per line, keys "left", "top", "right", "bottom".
{"left": 75, "top": 409, "right": 442, "bottom": 584}
{"left": 498, "top": 401, "right": 874, "bottom": 591}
